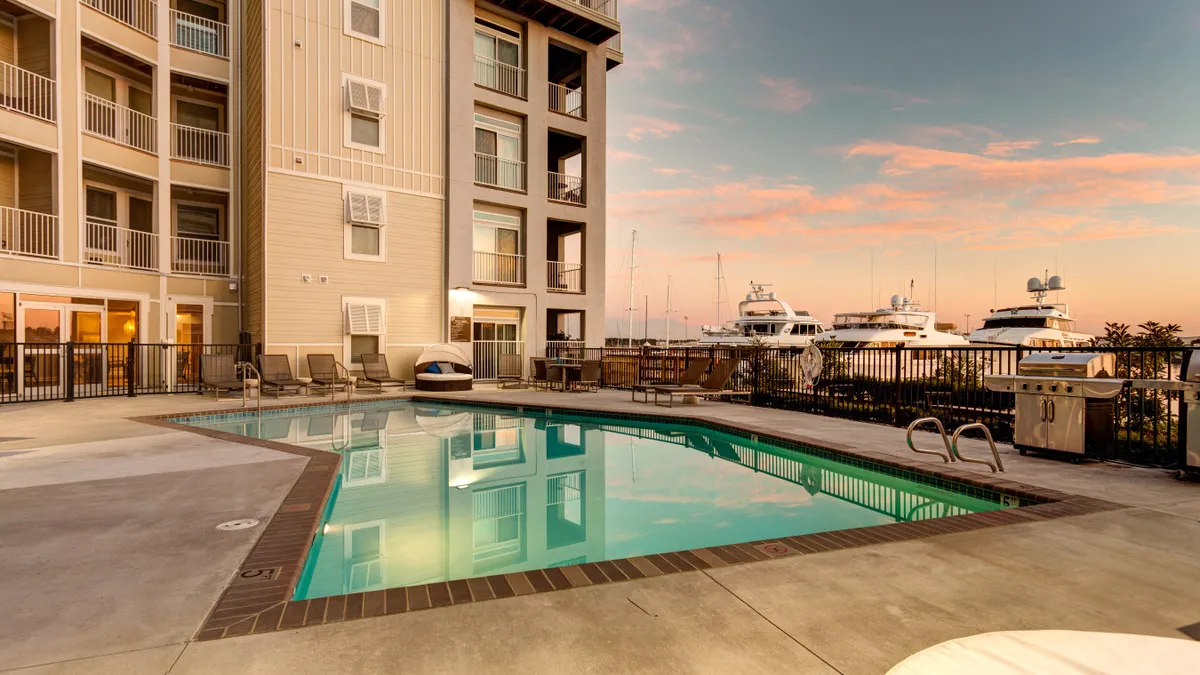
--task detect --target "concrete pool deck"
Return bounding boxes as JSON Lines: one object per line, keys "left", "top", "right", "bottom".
{"left": 1, "top": 388, "right": 1198, "bottom": 674}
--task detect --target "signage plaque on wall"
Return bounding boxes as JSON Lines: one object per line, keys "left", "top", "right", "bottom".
{"left": 450, "top": 316, "right": 472, "bottom": 342}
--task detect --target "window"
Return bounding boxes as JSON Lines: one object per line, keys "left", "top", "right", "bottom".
{"left": 344, "top": 298, "right": 385, "bottom": 365}
{"left": 472, "top": 210, "right": 522, "bottom": 284}
{"left": 345, "top": 0, "right": 383, "bottom": 42}
{"left": 474, "top": 21, "right": 522, "bottom": 97}
{"left": 344, "top": 448, "right": 386, "bottom": 487}
{"left": 344, "top": 189, "right": 386, "bottom": 260}
{"left": 176, "top": 203, "right": 221, "bottom": 240}
{"left": 343, "top": 521, "right": 386, "bottom": 592}
{"left": 176, "top": 100, "right": 221, "bottom": 131}
{"left": 343, "top": 77, "right": 386, "bottom": 150}
{"left": 473, "top": 113, "right": 523, "bottom": 190}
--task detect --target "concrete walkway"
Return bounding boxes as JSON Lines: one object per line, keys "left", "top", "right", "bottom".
{"left": 1, "top": 389, "right": 1198, "bottom": 674}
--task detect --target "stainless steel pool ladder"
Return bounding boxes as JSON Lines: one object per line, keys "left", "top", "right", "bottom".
{"left": 237, "top": 361, "right": 262, "bottom": 418}
{"left": 906, "top": 418, "right": 1005, "bottom": 473}
{"left": 331, "top": 359, "right": 353, "bottom": 407}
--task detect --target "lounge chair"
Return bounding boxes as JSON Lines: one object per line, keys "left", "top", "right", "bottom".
{"left": 308, "top": 354, "right": 352, "bottom": 396}
{"left": 530, "top": 358, "right": 552, "bottom": 391}
{"left": 572, "top": 360, "right": 601, "bottom": 391}
{"left": 653, "top": 359, "right": 749, "bottom": 408}
{"left": 200, "top": 353, "right": 243, "bottom": 401}
{"left": 632, "top": 357, "right": 711, "bottom": 403}
{"left": 258, "top": 354, "right": 308, "bottom": 398}
{"left": 359, "top": 353, "right": 406, "bottom": 393}
{"left": 413, "top": 344, "right": 473, "bottom": 392}
{"left": 497, "top": 353, "right": 525, "bottom": 389}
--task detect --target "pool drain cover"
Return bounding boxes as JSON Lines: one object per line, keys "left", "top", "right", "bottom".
{"left": 216, "top": 518, "right": 260, "bottom": 531}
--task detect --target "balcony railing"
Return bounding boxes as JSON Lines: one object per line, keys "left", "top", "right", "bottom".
{"left": 83, "top": 92, "right": 157, "bottom": 154}
{"left": 474, "top": 55, "right": 524, "bottom": 99}
{"left": 547, "top": 261, "right": 583, "bottom": 293}
{"left": 0, "top": 62, "right": 56, "bottom": 123}
{"left": 567, "top": 0, "right": 617, "bottom": 19}
{"left": 545, "top": 340, "right": 585, "bottom": 359}
{"left": 548, "top": 82, "right": 583, "bottom": 118}
{"left": 172, "top": 236, "right": 230, "bottom": 276}
{"left": 171, "top": 124, "right": 229, "bottom": 167}
{"left": 84, "top": 218, "right": 158, "bottom": 271}
{"left": 83, "top": 0, "right": 157, "bottom": 37}
{"left": 606, "top": 33, "right": 622, "bottom": 53}
{"left": 548, "top": 172, "right": 584, "bottom": 204}
{"left": 475, "top": 152, "right": 525, "bottom": 191}
{"left": 170, "top": 10, "right": 228, "bottom": 57}
{"left": 1, "top": 206, "right": 58, "bottom": 259}
{"left": 473, "top": 251, "right": 525, "bottom": 286}
{"left": 473, "top": 340, "right": 524, "bottom": 381}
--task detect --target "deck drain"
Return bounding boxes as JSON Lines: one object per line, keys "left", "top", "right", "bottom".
{"left": 216, "top": 518, "right": 260, "bottom": 531}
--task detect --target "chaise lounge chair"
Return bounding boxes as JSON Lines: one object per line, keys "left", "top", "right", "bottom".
{"left": 632, "top": 357, "right": 711, "bottom": 403}
{"left": 200, "top": 353, "right": 243, "bottom": 401}
{"left": 360, "top": 353, "right": 406, "bottom": 393}
{"left": 258, "top": 354, "right": 308, "bottom": 398}
{"left": 307, "top": 354, "right": 352, "bottom": 396}
{"left": 413, "top": 344, "right": 473, "bottom": 392}
{"left": 653, "top": 359, "right": 749, "bottom": 408}
{"left": 497, "top": 353, "right": 525, "bottom": 389}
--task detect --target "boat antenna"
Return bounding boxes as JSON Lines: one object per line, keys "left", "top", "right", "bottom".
{"left": 933, "top": 243, "right": 938, "bottom": 312}
{"left": 665, "top": 276, "right": 673, "bottom": 347}
{"left": 715, "top": 254, "right": 723, "bottom": 328}
{"left": 644, "top": 294, "right": 649, "bottom": 343}
{"left": 626, "top": 230, "right": 637, "bottom": 348}
{"left": 870, "top": 250, "right": 874, "bottom": 309}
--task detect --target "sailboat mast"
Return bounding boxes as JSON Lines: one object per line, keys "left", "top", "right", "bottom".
{"left": 665, "top": 276, "right": 672, "bottom": 347}
{"left": 716, "top": 254, "right": 723, "bottom": 328}
{"left": 627, "top": 230, "right": 637, "bottom": 348}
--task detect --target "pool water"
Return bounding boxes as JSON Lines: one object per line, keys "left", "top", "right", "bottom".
{"left": 185, "top": 402, "right": 1007, "bottom": 600}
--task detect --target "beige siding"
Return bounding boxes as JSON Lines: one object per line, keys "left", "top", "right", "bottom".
{"left": 265, "top": 0, "right": 445, "bottom": 196}
{"left": 0, "top": 21, "right": 13, "bottom": 64}
{"left": 0, "top": 153, "right": 14, "bottom": 208}
{"left": 264, "top": 172, "right": 443, "bottom": 345}
{"left": 243, "top": 0, "right": 267, "bottom": 342}
{"left": 16, "top": 17, "right": 52, "bottom": 78}
{"left": 17, "top": 149, "right": 52, "bottom": 214}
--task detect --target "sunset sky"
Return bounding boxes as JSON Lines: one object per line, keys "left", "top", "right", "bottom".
{"left": 603, "top": 0, "right": 1200, "bottom": 339}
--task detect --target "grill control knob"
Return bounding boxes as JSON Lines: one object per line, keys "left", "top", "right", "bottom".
{"left": 1067, "top": 386, "right": 1074, "bottom": 393}
{"left": 1051, "top": 385, "right": 1058, "bottom": 392}
{"left": 1036, "top": 384, "right": 1043, "bottom": 391}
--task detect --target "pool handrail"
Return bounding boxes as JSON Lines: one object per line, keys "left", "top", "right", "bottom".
{"left": 906, "top": 417, "right": 954, "bottom": 463}
{"left": 950, "top": 423, "right": 1004, "bottom": 473}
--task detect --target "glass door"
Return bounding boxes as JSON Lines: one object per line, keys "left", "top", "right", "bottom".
{"left": 19, "top": 302, "right": 64, "bottom": 397}
{"left": 70, "top": 307, "right": 107, "bottom": 395}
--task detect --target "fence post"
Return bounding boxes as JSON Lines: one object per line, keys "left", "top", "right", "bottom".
{"left": 64, "top": 341, "right": 75, "bottom": 402}
{"left": 127, "top": 339, "right": 137, "bottom": 398}
{"left": 892, "top": 344, "right": 903, "bottom": 424}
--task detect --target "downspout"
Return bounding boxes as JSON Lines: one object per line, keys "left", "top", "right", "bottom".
{"left": 236, "top": 0, "right": 245, "bottom": 336}
{"left": 441, "top": 0, "right": 451, "bottom": 344}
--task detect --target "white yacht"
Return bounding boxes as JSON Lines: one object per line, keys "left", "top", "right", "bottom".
{"left": 700, "top": 283, "right": 827, "bottom": 347}
{"left": 815, "top": 294, "right": 969, "bottom": 349}
{"left": 968, "top": 275, "right": 1094, "bottom": 348}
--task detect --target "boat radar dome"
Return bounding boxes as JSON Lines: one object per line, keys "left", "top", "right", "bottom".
{"left": 746, "top": 293, "right": 754, "bottom": 301}
{"left": 890, "top": 294, "right": 904, "bottom": 307}
{"left": 1027, "top": 277, "right": 1046, "bottom": 293}
{"left": 1047, "top": 275, "right": 1066, "bottom": 291}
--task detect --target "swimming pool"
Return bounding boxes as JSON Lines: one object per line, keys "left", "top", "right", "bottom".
{"left": 184, "top": 401, "right": 1010, "bottom": 601}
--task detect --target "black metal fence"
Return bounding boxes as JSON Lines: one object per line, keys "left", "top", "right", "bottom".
{"left": 0, "top": 342, "right": 258, "bottom": 404}
{"left": 548, "top": 344, "right": 1196, "bottom": 468}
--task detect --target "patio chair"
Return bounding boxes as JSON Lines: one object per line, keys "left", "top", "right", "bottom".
{"left": 308, "top": 354, "right": 352, "bottom": 395}
{"left": 572, "top": 360, "right": 601, "bottom": 392}
{"left": 200, "top": 353, "right": 243, "bottom": 401}
{"left": 653, "top": 359, "right": 750, "bottom": 408}
{"left": 530, "top": 357, "right": 552, "bottom": 391}
{"left": 258, "top": 354, "right": 308, "bottom": 398}
{"left": 545, "top": 361, "right": 565, "bottom": 392}
{"left": 360, "top": 353, "right": 406, "bottom": 393}
{"left": 632, "top": 357, "right": 711, "bottom": 403}
{"left": 497, "top": 353, "right": 525, "bottom": 389}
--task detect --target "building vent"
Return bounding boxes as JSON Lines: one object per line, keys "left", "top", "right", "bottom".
{"left": 346, "top": 303, "right": 384, "bottom": 335}
{"left": 349, "top": 0, "right": 381, "bottom": 39}
{"left": 346, "top": 80, "right": 386, "bottom": 117}
{"left": 346, "top": 192, "right": 385, "bottom": 226}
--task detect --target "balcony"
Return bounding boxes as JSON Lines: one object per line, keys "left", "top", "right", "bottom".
{"left": 474, "top": 55, "right": 524, "bottom": 99}
{"left": 83, "top": 92, "right": 157, "bottom": 154}
{"left": 547, "top": 172, "right": 584, "bottom": 205}
{"left": 473, "top": 251, "right": 525, "bottom": 286}
{"left": 171, "top": 236, "right": 229, "bottom": 276}
{"left": 170, "top": 9, "right": 228, "bottom": 58}
{"left": 485, "top": 0, "right": 618, "bottom": 44}
{"left": 547, "top": 261, "right": 583, "bottom": 293}
{"left": 1, "top": 206, "right": 58, "bottom": 260}
{"left": 84, "top": 0, "right": 157, "bottom": 37}
{"left": 475, "top": 152, "right": 525, "bottom": 192}
{"left": 171, "top": 124, "right": 229, "bottom": 167}
{"left": 84, "top": 218, "right": 159, "bottom": 271}
{"left": 548, "top": 82, "right": 582, "bottom": 119}
{"left": 0, "top": 61, "right": 56, "bottom": 123}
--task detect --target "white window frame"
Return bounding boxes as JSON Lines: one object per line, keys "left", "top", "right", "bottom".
{"left": 472, "top": 209, "right": 522, "bottom": 256}
{"left": 343, "top": 446, "right": 387, "bottom": 488}
{"left": 342, "top": 186, "right": 386, "bottom": 261}
{"left": 342, "top": 74, "right": 387, "bottom": 152}
{"left": 342, "top": 296, "right": 386, "bottom": 366}
{"left": 172, "top": 199, "right": 224, "bottom": 241}
{"left": 343, "top": 520, "right": 387, "bottom": 593}
{"left": 343, "top": 0, "right": 385, "bottom": 45}
{"left": 171, "top": 94, "right": 225, "bottom": 132}
{"left": 83, "top": 180, "right": 155, "bottom": 232}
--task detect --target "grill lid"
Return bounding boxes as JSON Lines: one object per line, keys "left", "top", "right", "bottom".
{"left": 1017, "top": 352, "right": 1116, "bottom": 379}
{"left": 1186, "top": 352, "right": 1199, "bottom": 383}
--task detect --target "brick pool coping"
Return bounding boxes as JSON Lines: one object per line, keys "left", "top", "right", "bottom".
{"left": 134, "top": 394, "right": 1127, "bottom": 642}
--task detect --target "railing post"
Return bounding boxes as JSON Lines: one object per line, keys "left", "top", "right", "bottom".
{"left": 892, "top": 344, "right": 904, "bottom": 424}
{"left": 127, "top": 339, "right": 137, "bottom": 397}
{"left": 64, "top": 341, "right": 75, "bottom": 402}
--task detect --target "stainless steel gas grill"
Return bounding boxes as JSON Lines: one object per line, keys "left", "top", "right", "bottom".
{"left": 1129, "top": 351, "right": 1200, "bottom": 477}
{"left": 985, "top": 353, "right": 1126, "bottom": 460}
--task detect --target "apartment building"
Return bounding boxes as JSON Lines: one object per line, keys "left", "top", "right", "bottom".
{"left": 1, "top": 0, "right": 621, "bottom": 393}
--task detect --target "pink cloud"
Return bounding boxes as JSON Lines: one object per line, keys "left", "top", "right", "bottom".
{"left": 756, "top": 76, "right": 815, "bottom": 113}
{"left": 624, "top": 115, "right": 687, "bottom": 141}
{"left": 1053, "top": 136, "right": 1103, "bottom": 146}
{"left": 982, "top": 140, "right": 1042, "bottom": 157}
{"left": 608, "top": 147, "right": 651, "bottom": 164}
{"left": 836, "top": 85, "right": 933, "bottom": 108}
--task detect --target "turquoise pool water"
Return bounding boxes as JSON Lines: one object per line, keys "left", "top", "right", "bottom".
{"left": 183, "top": 402, "right": 1007, "bottom": 600}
